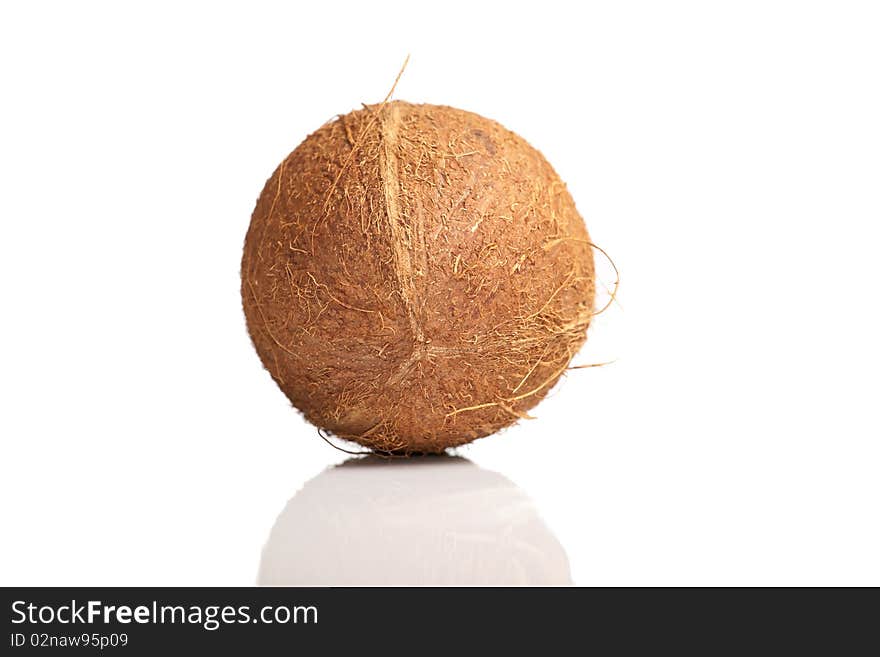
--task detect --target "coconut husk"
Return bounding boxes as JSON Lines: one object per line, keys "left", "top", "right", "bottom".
{"left": 241, "top": 100, "right": 595, "bottom": 453}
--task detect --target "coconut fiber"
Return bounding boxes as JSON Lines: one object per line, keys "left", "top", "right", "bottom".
{"left": 241, "top": 101, "right": 596, "bottom": 453}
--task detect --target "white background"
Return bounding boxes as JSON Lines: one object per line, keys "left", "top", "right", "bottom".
{"left": 1, "top": 1, "right": 878, "bottom": 586}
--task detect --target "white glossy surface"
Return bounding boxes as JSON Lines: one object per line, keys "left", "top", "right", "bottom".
{"left": 258, "top": 457, "right": 571, "bottom": 586}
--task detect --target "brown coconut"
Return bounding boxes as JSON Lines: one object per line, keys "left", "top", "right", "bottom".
{"left": 241, "top": 101, "right": 595, "bottom": 454}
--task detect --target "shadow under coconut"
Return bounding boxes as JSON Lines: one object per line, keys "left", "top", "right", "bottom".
{"left": 257, "top": 456, "right": 572, "bottom": 586}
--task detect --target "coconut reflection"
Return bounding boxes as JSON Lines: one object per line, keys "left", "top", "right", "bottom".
{"left": 258, "top": 456, "right": 571, "bottom": 586}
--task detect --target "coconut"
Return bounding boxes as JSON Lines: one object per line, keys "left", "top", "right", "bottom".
{"left": 241, "top": 100, "right": 595, "bottom": 453}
